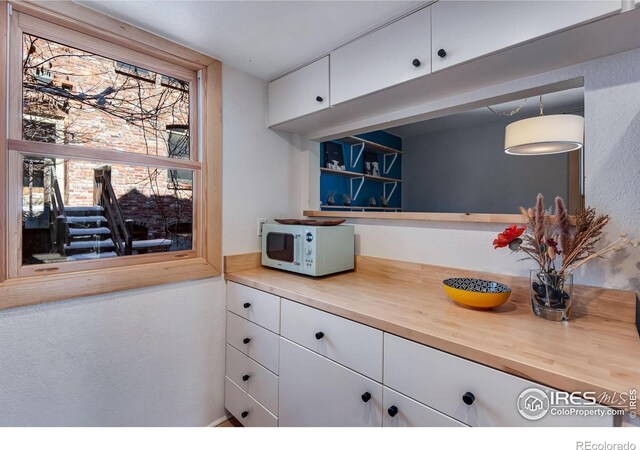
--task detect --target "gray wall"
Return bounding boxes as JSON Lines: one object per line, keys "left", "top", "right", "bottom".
{"left": 401, "top": 116, "right": 575, "bottom": 214}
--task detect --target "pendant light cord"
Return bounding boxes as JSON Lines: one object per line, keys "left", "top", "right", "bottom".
{"left": 486, "top": 97, "right": 528, "bottom": 117}
{"left": 539, "top": 95, "right": 544, "bottom": 116}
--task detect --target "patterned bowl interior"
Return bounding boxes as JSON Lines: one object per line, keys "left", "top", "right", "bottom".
{"left": 443, "top": 278, "right": 511, "bottom": 294}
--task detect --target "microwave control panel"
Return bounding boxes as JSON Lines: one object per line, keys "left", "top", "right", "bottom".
{"left": 304, "top": 230, "right": 314, "bottom": 268}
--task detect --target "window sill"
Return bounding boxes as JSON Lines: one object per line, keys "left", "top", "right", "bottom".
{"left": 0, "top": 257, "right": 219, "bottom": 311}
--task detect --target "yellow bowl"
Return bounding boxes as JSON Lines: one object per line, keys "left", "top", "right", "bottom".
{"left": 442, "top": 278, "right": 512, "bottom": 309}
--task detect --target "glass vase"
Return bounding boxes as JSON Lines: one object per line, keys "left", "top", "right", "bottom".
{"left": 530, "top": 270, "right": 573, "bottom": 321}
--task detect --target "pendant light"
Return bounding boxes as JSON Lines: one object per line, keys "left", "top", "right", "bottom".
{"left": 504, "top": 96, "right": 584, "bottom": 155}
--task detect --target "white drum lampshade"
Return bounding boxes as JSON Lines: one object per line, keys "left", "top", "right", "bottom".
{"left": 504, "top": 114, "right": 584, "bottom": 155}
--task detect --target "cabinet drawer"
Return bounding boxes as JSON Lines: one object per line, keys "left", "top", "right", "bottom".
{"left": 227, "top": 311, "right": 279, "bottom": 374}
{"left": 280, "top": 299, "right": 383, "bottom": 382}
{"left": 384, "top": 334, "right": 614, "bottom": 427}
{"left": 330, "top": 6, "right": 431, "bottom": 105}
{"left": 225, "top": 377, "right": 278, "bottom": 427}
{"left": 268, "top": 56, "right": 329, "bottom": 125}
{"left": 383, "top": 387, "right": 466, "bottom": 427}
{"left": 431, "top": 0, "right": 620, "bottom": 72}
{"left": 279, "top": 337, "right": 383, "bottom": 427}
{"left": 227, "top": 282, "right": 280, "bottom": 333}
{"left": 226, "top": 344, "right": 279, "bottom": 414}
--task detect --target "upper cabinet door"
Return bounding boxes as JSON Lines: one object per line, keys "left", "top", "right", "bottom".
{"left": 330, "top": 6, "right": 431, "bottom": 106}
{"left": 432, "top": 0, "right": 622, "bottom": 72}
{"left": 268, "top": 56, "right": 329, "bottom": 126}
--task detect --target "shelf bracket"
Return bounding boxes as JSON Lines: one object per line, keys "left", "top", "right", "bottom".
{"left": 383, "top": 153, "right": 398, "bottom": 175}
{"left": 383, "top": 182, "right": 397, "bottom": 203}
{"left": 350, "top": 142, "right": 365, "bottom": 168}
{"left": 350, "top": 176, "right": 365, "bottom": 202}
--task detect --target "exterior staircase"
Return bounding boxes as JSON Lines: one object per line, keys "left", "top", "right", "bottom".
{"left": 62, "top": 206, "right": 118, "bottom": 260}
{"left": 51, "top": 167, "right": 173, "bottom": 261}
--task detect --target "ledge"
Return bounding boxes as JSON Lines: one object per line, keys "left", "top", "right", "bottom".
{"left": 305, "top": 210, "right": 530, "bottom": 223}
{"left": 0, "top": 257, "right": 219, "bottom": 310}
{"left": 303, "top": 210, "right": 578, "bottom": 224}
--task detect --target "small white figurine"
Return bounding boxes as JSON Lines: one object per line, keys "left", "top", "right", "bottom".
{"left": 372, "top": 162, "right": 380, "bottom": 177}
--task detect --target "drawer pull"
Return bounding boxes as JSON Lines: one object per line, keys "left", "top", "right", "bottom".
{"left": 243, "top": 338, "right": 251, "bottom": 344}
{"left": 316, "top": 96, "right": 324, "bottom": 103}
{"left": 462, "top": 392, "right": 476, "bottom": 406}
{"left": 412, "top": 58, "right": 421, "bottom": 67}
{"left": 361, "top": 392, "right": 372, "bottom": 403}
{"left": 242, "top": 374, "right": 251, "bottom": 382}
{"left": 387, "top": 405, "right": 399, "bottom": 417}
{"left": 315, "top": 331, "right": 324, "bottom": 340}
{"left": 437, "top": 48, "right": 447, "bottom": 58}
{"left": 243, "top": 302, "right": 251, "bottom": 309}
{"left": 241, "top": 411, "right": 249, "bottom": 419}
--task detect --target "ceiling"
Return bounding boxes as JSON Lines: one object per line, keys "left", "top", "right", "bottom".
{"left": 77, "top": 0, "right": 423, "bottom": 80}
{"left": 385, "top": 87, "right": 585, "bottom": 138}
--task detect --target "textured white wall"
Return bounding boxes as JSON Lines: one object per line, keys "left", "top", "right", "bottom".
{"left": 0, "top": 64, "right": 299, "bottom": 426}
{"left": 303, "top": 48, "right": 640, "bottom": 292}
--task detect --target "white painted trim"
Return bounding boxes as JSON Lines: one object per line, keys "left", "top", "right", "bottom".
{"left": 207, "top": 414, "right": 232, "bottom": 427}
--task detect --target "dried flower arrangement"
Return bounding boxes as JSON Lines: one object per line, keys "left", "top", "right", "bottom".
{"left": 493, "top": 193, "right": 637, "bottom": 320}
{"left": 494, "top": 193, "right": 637, "bottom": 274}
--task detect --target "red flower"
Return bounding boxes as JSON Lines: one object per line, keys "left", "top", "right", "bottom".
{"left": 493, "top": 225, "right": 526, "bottom": 249}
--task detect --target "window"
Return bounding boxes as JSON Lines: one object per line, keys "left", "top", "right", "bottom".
{"left": 0, "top": 3, "right": 222, "bottom": 306}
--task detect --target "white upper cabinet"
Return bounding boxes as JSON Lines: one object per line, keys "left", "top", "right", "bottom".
{"left": 330, "top": 6, "right": 431, "bottom": 106}
{"left": 278, "top": 338, "right": 383, "bottom": 427}
{"left": 431, "top": 0, "right": 622, "bottom": 72}
{"left": 268, "top": 56, "right": 329, "bottom": 126}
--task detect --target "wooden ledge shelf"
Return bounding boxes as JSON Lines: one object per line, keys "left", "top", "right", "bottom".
{"left": 341, "top": 136, "right": 402, "bottom": 155}
{"left": 304, "top": 210, "right": 531, "bottom": 224}
{"left": 320, "top": 167, "right": 401, "bottom": 183}
{"left": 321, "top": 205, "right": 401, "bottom": 211}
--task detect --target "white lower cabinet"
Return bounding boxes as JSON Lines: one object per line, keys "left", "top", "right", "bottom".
{"left": 227, "top": 311, "right": 279, "bottom": 374}
{"left": 280, "top": 299, "right": 383, "bottom": 381}
{"left": 384, "top": 333, "right": 614, "bottom": 427}
{"left": 227, "top": 282, "right": 281, "bottom": 333}
{"left": 225, "top": 284, "right": 281, "bottom": 426}
{"left": 226, "top": 344, "right": 279, "bottom": 414}
{"left": 225, "top": 377, "right": 278, "bottom": 427}
{"left": 226, "top": 285, "right": 617, "bottom": 427}
{"left": 278, "top": 337, "right": 383, "bottom": 427}
{"left": 383, "top": 387, "right": 467, "bottom": 427}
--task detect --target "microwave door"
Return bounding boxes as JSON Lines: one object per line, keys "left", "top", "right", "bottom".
{"left": 265, "top": 231, "right": 301, "bottom": 271}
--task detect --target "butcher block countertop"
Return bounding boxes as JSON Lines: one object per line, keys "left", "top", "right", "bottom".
{"left": 224, "top": 253, "right": 640, "bottom": 411}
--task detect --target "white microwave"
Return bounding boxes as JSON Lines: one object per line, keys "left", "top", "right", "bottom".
{"left": 261, "top": 224, "right": 355, "bottom": 276}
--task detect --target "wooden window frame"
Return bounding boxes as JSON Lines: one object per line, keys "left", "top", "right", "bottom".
{"left": 0, "top": 0, "right": 222, "bottom": 309}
